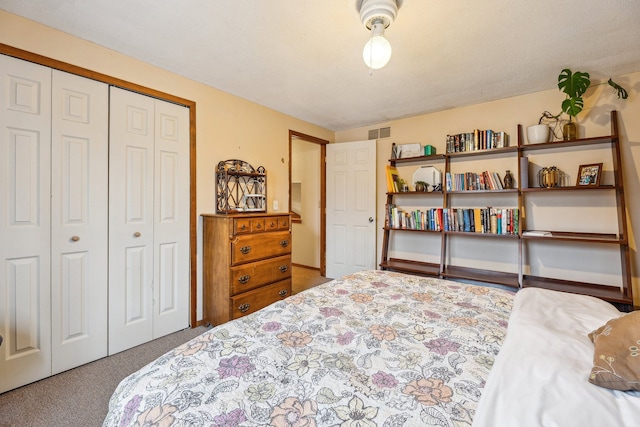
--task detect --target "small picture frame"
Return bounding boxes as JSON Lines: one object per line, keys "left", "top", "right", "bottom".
{"left": 576, "top": 163, "right": 602, "bottom": 186}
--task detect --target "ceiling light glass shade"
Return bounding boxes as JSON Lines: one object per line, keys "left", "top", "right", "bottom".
{"left": 363, "top": 35, "right": 392, "bottom": 69}
{"left": 363, "top": 22, "right": 392, "bottom": 69}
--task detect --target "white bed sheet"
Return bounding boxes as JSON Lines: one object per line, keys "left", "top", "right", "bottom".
{"left": 473, "top": 287, "right": 640, "bottom": 427}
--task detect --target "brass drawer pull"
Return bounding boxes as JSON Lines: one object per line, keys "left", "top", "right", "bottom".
{"left": 270, "top": 221, "right": 276, "bottom": 228}
{"left": 240, "top": 246, "right": 251, "bottom": 254}
{"left": 280, "top": 240, "right": 289, "bottom": 247}
{"left": 240, "top": 224, "right": 246, "bottom": 230}
{"left": 255, "top": 223, "right": 262, "bottom": 229}
{"left": 238, "top": 275, "right": 250, "bottom": 284}
{"left": 238, "top": 303, "right": 250, "bottom": 313}
{"left": 279, "top": 290, "right": 288, "bottom": 297}
{"left": 279, "top": 265, "right": 288, "bottom": 273}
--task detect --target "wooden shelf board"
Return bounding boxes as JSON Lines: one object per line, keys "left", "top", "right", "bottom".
{"left": 447, "top": 189, "right": 518, "bottom": 194}
{"left": 522, "top": 275, "right": 632, "bottom": 305}
{"left": 521, "top": 185, "right": 619, "bottom": 192}
{"left": 444, "top": 231, "right": 518, "bottom": 238}
{"left": 520, "top": 135, "right": 616, "bottom": 152}
{"left": 446, "top": 146, "right": 518, "bottom": 158}
{"left": 384, "top": 227, "right": 441, "bottom": 233}
{"left": 442, "top": 265, "right": 519, "bottom": 288}
{"left": 386, "top": 191, "right": 443, "bottom": 196}
{"left": 390, "top": 154, "right": 445, "bottom": 165}
{"left": 380, "top": 259, "right": 440, "bottom": 276}
{"left": 521, "top": 231, "right": 624, "bottom": 244}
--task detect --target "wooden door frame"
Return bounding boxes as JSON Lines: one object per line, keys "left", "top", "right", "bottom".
{"left": 289, "top": 130, "right": 328, "bottom": 276}
{"left": 0, "top": 44, "right": 200, "bottom": 328}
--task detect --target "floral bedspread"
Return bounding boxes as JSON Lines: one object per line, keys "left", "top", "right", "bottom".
{"left": 103, "top": 270, "right": 513, "bottom": 427}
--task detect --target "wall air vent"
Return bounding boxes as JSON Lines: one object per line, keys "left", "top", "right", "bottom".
{"left": 368, "top": 127, "right": 391, "bottom": 140}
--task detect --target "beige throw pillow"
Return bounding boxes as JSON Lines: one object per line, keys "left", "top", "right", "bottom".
{"left": 588, "top": 311, "right": 640, "bottom": 391}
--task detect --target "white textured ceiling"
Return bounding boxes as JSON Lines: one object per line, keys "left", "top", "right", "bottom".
{"left": 2, "top": 1, "right": 639, "bottom": 131}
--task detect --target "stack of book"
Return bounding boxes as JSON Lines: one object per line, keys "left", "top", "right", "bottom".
{"left": 445, "top": 171, "right": 505, "bottom": 191}
{"left": 446, "top": 130, "right": 508, "bottom": 153}
{"left": 443, "top": 207, "right": 519, "bottom": 234}
{"left": 386, "top": 204, "right": 443, "bottom": 231}
{"left": 386, "top": 205, "right": 519, "bottom": 235}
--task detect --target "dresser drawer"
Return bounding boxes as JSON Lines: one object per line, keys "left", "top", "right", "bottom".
{"left": 231, "top": 231, "right": 291, "bottom": 265}
{"left": 230, "top": 279, "right": 291, "bottom": 319}
{"left": 234, "top": 215, "right": 289, "bottom": 234}
{"left": 265, "top": 217, "right": 279, "bottom": 231}
{"left": 278, "top": 216, "right": 290, "bottom": 230}
{"left": 230, "top": 255, "right": 291, "bottom": 295}
{"left": 234, "top": 217, "right": 267, "bottom": 234}
{"left": 234, "top": 218, "right": 252, "bottom": 234}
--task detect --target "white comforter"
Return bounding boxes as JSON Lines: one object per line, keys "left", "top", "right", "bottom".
{"left": 473, "top": 287, "right": 640, "bottom": 427}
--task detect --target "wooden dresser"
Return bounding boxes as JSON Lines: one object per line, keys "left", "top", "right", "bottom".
{"left": 202, "top": 213, "right": 292, "bottom": 326}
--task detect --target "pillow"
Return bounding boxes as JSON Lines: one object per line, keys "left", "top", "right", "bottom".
{"left": 588, "top": 311, "right": 640, "bottom": 391}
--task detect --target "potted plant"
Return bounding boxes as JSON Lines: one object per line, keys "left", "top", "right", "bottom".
{"left": 557, "top": 69, "right": 628, "bottom": 140}
{"left": 528, "top": 70, "right": 628, "bottom": 142}
{"left": 414, "top": 181, "right": 428, "bottom": 192}
{"left": 526, "top": 113, "right": 553, "bottom": 144}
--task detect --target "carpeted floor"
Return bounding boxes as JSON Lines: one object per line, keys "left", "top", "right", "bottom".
{"left": 292, "top": 265, "right": 332, "bottom": 293}
{"left": 0, "top": 267, "right": 331, "bottom": 426}
{"left": 0, "top": 325, "right": 208, "bottom": 427}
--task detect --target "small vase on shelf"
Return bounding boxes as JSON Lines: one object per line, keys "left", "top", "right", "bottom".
{"left": 503, "top": 170, "right": 514, "bottom": 189}
{"left": 563, "top": 121, "right": 577, "bottom": 140}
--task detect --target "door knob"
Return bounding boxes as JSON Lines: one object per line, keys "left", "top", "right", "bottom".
{"left": 71, "top": 235, "right": 80, "bottom": 242}
{"left": 134, "top": 232, "right": 141, "bottom": 237}
{"left": 368, "top": 217, "right": 374, "bottom": 222}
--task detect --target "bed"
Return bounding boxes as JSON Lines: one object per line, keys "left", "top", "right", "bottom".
{"left": 103, "top": 270, "right": 640, "bottom": 426}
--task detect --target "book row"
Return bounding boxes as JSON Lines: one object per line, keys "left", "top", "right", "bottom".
{"left": 386, "top": 205, "right": 519, "bottom": 235}
{"left": 446, "top": 130, "right": 509, "bottom": 153}
{"left": 445, "top": 171, "right": 506, "bottom": 191}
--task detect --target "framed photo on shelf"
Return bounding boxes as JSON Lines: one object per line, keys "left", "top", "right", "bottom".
{"left": 576, "top": 163, "right": 602, "bottom": 186}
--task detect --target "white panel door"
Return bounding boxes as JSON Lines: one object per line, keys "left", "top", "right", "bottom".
{"left": 109, "top": 87, "right": 155, "bottom": 354}
{"left": 50, "top": 70, "right": 108, "bottom": 373}
{"left": 326, "top": 140, "right": 377, "bottom": 279}
{"left": 0, "top": 55, "right": 52, "bottom": 393}
{"left": 152, "top": 100, "right": 190, "bottom": 337}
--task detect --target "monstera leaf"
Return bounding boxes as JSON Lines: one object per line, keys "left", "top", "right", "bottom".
{"left": 608, "top": 78, "right": 629, "bottom": 99}
{"left": 558, "top": 69, "right": 591, "bottom": 98}
{"left": 561, "top": 96, "right": 585, "bottom": 118}
{"left": 558, "top": 69, "right": 591, "bottom": 117}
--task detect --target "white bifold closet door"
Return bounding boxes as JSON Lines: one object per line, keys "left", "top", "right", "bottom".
{"left": 0, "top": 55, "right": 53, "bottom": 393}
{"left": 108, "top": 87, "right": 189, "bottom": 355}
{"left": 0, "top": 55, "right": 109, "bottom": 392}
{"left": 50, "top": 70, "right": 109, "bottom": 373}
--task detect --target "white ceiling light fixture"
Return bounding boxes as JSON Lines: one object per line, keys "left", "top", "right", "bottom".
{"left": 358, "top": 0, "right": 400, "bottom": 71}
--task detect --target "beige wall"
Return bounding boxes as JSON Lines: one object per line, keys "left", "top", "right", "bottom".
{"left": 336, "top": 72, "right": 640, "bottom": 306}
{"left": 0, "top": 10, "right": 334, "bottom": 321}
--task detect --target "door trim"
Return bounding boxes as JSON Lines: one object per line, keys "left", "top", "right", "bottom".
{"left": 0, "top": 43, "right": 200, "bottom": 328}
{"left": 288, "top": 130, "right": 328, "bottom": 276}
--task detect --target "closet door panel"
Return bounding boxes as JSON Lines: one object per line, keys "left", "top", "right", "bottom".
{"left": 51, "top": 70, "right": 108, "bottom": 373}
{"left": 109, "top": 87, "right": 155, "bottom": 355}
{"left": 0, "top": 55, "right": 52, "bottom": 394}
{"left": 153, "top": 101, "right": 190, "bottom": 337}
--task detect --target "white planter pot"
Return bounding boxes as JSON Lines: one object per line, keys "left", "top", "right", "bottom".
{"left": 526, "top": 124, "right": 550, "bottom": 144}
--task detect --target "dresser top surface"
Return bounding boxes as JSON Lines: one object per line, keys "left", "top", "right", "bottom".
{"left": 202, "top": 212, "right": 291, "bottom": 219}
